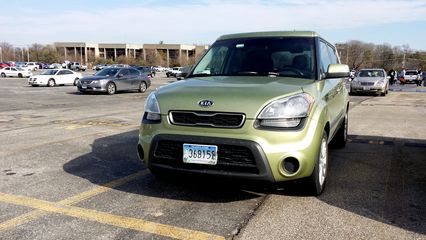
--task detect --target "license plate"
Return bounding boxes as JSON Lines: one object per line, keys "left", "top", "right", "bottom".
{"left": 183, "top": 144, "right": 218, "bottom": 165}
{"left": 82, "top": 85, "right": 87, "bottom": 89}
{"left": 363, "top": 86, "right": 370, "bottom": 90}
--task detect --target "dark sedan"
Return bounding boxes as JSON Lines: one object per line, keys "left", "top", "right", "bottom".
{"left": 76, "top": 67, "right": 151, "bottom": 95}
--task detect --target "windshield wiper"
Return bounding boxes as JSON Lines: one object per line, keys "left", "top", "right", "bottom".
{"left": 188, "top": 73, "right": 211, "bottom": 77}
{"left": 234, "top": 71, "right": 280, "bottom": 77}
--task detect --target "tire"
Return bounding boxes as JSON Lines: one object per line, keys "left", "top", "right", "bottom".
{"left": 380, "top": 91, "right": 386, "bottom": 96}
{"left": 18, "top": 73, "right": 23, "bottom": 78}
{"left": 307, "top": 131, "right": 329, "bottom": 195}
{"left": 166, "top": 73, "right": 170, "bottom": 78}
{"left": 106, "top": 82, "right": 116, "bottom": 95}
{"left": 73, "top": 78, "right": 79, "bottom": 86}
{"left": 1, "top": 73, "right": 5, "bottom": 77}
{"left": 47, "top": 79, "right": 55, "bottom": 87}
{"left": 330, "top": 110, "right": 348, "bottom": 149}
{"left": 138, "top": 82, "right": 147, "bottom": 93}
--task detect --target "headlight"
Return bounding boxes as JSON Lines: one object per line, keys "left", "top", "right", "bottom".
{"left": 143, "top": 92, "right": 161, "bottom": 122}
{"left": 92, "top": 80, "right": 99, "bottom": 84}
{"left": 257, "top": 93, "right": 313, "bottom": 128}
{"left": 375, "top": 79, "right": 385, "bottom": 86}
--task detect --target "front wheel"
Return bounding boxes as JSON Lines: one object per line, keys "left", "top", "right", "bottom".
{"left": 138, "top": 82, "right": 147, "bottom": 93}
{"left": 308, "top": 131, "right": 329, "bottom": 195}
{"left": 106, "top": 82, "right": 116, "bottom": 95}
{"left": 73, "top": 78, "right": 79, "bottom": 86}
{"left": 18, "top": 73, "right": 23, "bottom": 78}
{"left": 47, "top": 79, "right": 55, "bottom": 87}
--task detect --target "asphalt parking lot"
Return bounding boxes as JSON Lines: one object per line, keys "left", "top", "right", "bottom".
{"left": 0, "top": 71, "right": 425, "bottom": 239}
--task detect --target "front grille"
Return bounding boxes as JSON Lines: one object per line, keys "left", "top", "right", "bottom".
{"left": 152, "top": 140, "right": 259, "bottom": 174}
{"left": 169, "top": 111, "right": 245, "bottom": 128}
{"left": 360, "top": 82, "right": 374, "bottom": 86}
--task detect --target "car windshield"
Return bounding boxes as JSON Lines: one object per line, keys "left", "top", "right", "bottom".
{"left": 406, "top": 71, "right": 417, "bottom": 75}
{"left": 41, "top": 70, "right": 58, "bottom": 75}
{"left": 95, "top": 68, "right": 119, "bottom": 77}
{"left": 358, "top": 70, "right": 384, "bottom": 77}
{"left": 189, "top": 37, "right": 316, "bottom": 79}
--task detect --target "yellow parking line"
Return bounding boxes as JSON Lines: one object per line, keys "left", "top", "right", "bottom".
{"left": 59, "top": 170, "right": 148, "bottom": 205}
{"left": 0, "top": 210, "right": 45, "bottom": 231}
{"left": 0, "top": 170, "right": 148, "bottom": 231}
{"left": 0, "top": 192, "right": 224, "bottom": 240}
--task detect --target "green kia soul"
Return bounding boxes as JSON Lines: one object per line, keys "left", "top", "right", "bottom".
{"left": 138, "top": 31, "right": 349, "bottom": 195}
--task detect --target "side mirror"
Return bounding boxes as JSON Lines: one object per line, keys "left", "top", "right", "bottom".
{"left": 117, "top": 73, "right": 124, "bottom": 78}
{"left": 326, "top": 64, "right": 350, "bottom": 79}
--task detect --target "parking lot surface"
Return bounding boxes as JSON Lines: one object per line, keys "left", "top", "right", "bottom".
{"left": 0, "top": 71, "right": 425, "bottom": 239}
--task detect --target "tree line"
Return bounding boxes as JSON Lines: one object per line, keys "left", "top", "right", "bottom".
{"left": 336, "top": 41, "right": 426, "bottom": 71}
{"left": 1, "top": 41, "right": 425, "bottom": 70}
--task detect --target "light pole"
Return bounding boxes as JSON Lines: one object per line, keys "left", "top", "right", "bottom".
{"left": 0, "top": 47, "right": 3, "bottom": 62}
{"left": 402, "top": 53, "right": 406, "bottom": 69}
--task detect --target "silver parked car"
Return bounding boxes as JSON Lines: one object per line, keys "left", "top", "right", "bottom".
{"left": 77, "top": 67, "right": 151, "bottom": 95}
{"left": 350, "top": 68, "right": 389, "bottom": 96}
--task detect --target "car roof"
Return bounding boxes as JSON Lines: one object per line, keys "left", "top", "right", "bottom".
{"left": 217, "top": 31, "right": 319, "bottom": 40}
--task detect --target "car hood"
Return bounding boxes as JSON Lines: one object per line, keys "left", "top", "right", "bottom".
{"left": 355, "top": 77, "right": 384, "bottom": 82}
{"left": 155, "top": 76, "right": 314, "bottom": 119}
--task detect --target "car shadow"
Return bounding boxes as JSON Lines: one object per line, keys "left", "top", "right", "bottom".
{"left": 275, "top": 134, "right": 426, "bottom": 235}
{"left": 63, "top": 130, "right": 263, "bottom": 204}
{"left": 63, "top": 131, "right": 425, "bottom": 233}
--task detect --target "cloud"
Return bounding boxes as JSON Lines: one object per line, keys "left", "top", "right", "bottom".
{"left": 1, "top": 0, "right": 426, "bottom": 46}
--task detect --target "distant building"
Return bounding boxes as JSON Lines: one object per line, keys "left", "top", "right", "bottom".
{"left": 54, "top": 42, "right": 209, "bottom": 67}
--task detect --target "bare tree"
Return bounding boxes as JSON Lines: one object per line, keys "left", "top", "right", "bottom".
{"left": 0, "top": 42, "right": 15, "bottom": 61}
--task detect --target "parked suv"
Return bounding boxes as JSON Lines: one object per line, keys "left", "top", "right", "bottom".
{"left": 166, "top": 67, "right": 183, "bottom": 77}
{"left": 138, "top": 31, "right": 349, "bottom": 195}
{"left": 399, "top": 69, "right": 419, "bottom": 84}
{"left": 70, "top": 62, "right": 87, "bottom": 71}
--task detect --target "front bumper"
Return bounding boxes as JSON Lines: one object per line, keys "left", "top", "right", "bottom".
{"left": 77, "top": 82, "right": 107, "bottom": 92}
{"left": 138, "top": 117, "right": 324, "bottom": 183}
{"left": 28, "top": 78, "right": 47, "bottom": 86}
{"left": 351, "top": 84, "right": 385, "bottom": 93}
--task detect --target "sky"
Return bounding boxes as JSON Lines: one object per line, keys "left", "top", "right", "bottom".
{"left": 1, "top": 0, "right": 426, "bottom": 51}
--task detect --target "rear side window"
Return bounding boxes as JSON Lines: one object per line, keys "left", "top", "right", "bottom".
{"left": 129, "top": 69, "right": 140, "bottom": 76}
{"left": 119, "top": 69, "right": 130, "bottom": 76}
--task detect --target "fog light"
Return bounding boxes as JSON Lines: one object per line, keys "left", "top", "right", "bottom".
{"left": 281, "top": 157, "right": 300, "bottom": 175}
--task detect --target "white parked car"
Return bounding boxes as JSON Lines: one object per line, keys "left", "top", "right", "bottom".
{"left": 49, "top": 63, "right": 62, "bottom": 69}
{"left": 25, "top": 62, "right": 39, "bottom": 71}
{"left": 28, "top": 69, "right": 82, "bottom": 87}
{"left": 0, "top": 67, "right": 32, "bottom": 78}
